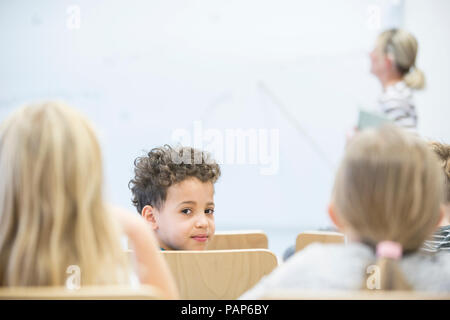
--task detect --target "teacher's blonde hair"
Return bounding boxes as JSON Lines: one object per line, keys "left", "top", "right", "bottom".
{"left": 378, "top": 29, "right": 425, "bottom": 90}
{"left": 0, "top": 101, "right": 130, "bottom": 286}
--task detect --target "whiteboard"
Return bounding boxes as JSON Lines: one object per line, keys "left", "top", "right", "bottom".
{"left": 0, "top": 0, "right": 405, "bottom": 254}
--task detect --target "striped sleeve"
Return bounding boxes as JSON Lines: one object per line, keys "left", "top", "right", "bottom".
{"left": 422, "top": 226, "right": 450, "bottom": 253}
{"left": 378, "top": 82, "right": 417, "bottom": 129}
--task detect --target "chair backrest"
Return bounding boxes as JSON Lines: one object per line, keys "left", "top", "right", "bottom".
{"left": 295, "top": 231, "right": 345, "bottom": 252}
{"left": 0, "top": 285, "right": 163, "bottom": 300}
{"left": 206, "top": 230, "right": 268, "bottom": 250}
{"left": 261, "top": 289, "right": 450, "bottom": 300}
{"left": 162, "top": 249, "right": 278, "bottom": 299}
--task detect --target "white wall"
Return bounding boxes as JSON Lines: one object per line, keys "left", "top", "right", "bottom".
{"left": 0, "top": 0, "right": 447, "bottom": 255}
{"left": 404, "top": 0, "right": 450, "bottom": 142}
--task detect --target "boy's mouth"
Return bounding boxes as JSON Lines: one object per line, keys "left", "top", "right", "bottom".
{"left": 191, "top": 234, "right": 208, "bottom": 242}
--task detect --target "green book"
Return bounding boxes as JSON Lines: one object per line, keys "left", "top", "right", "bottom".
{"left": 357, "top": 109, "right": 392, "bottom": 130}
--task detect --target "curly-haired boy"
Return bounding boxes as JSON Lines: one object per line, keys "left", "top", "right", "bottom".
{"left": 129, "top": 145, "right": 221, "bottom": 250}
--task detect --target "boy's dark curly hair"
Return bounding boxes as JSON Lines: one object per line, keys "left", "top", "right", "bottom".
{"left": 129, "top": 145, "right": 221, "bottom": 213}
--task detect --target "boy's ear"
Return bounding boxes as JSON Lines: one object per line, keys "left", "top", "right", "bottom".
{"left": 328, "top": 202, "right": 344, "bottom": 231}
{"left": 141, "top": 205, "right": 158, "bottom": 231}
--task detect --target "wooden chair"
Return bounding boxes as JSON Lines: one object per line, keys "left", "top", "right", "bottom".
{"left": 162, "top": 249, "right": 278, "bottom": 299}
{"left": 261, "top": 289, "right": 450, "bottom": 300}
{"left": 206, "top": 230, "right": 268, "bottom": 250}
{"left": 0, "top": 285, "right": 163, "bottom": 300}
{"left": 295, "top": 231, "right": 345, "bottom": 252}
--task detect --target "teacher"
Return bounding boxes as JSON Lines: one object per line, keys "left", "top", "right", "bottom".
{"left": 369, "top": 29, "right": 425, "bottom": 129}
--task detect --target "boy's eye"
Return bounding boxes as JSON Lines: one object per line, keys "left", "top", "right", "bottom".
{"left": 205, "top": 209, "right": 214, "bottom": 215}
{"left": 181, "top": 209, "right": 192, "bottom": 215}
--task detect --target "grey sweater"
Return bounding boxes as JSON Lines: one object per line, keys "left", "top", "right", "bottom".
{"left": 240, "top": 242, "right": 450, "bottom": 299}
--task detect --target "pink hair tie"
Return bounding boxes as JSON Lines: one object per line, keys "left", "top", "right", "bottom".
{"left": 376, "top": 241, "right": 403, "bottom": 259}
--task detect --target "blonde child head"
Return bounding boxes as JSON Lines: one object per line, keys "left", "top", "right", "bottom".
{"left": 0, "top": 101, "right": 130, "bottom": 286}
{"left": 429, "top": 141, "right": 450, "bottom": 204}
{"left": 429, "top": 141, "right": 450, "bottom": 224}
{"left": 330, "top": 125, "right": 444, "bottom": 290}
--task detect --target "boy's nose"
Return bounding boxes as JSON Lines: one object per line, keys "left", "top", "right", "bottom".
{"left": 195, "top": 214, "right": 208, "bottom": 228}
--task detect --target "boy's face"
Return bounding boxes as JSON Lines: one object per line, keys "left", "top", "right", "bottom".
{"left": 145, "top": 177, "right": 216, "bottom": 250}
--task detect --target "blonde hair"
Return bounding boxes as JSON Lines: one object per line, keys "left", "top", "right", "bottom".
{"left": 333, "top": 126, "right": 444, "bottom": 290}
{"left": 429, "top": 141, "right": 450, "bottom": 203}
{"left": 378, "top": 29, "right": 425, "bottom": 90}
{"left": 0, "top": 101, "right": 130, "bottom": 286}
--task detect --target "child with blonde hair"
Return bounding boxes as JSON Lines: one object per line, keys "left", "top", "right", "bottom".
{"left": 241, "top": 126, "right": 450, "bottom": 298}
{"left": 422, "top": 141, "right": 450, "bottom": 253}
{"left": 0, "top": 101, "right": 178, "bottom": 298}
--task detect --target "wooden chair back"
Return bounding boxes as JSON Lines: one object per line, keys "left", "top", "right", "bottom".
{"left": 262, "top": 289, "right": 450, "bottom": 300}
{"left": 0, "top": 285, "right": 163, "bottom": 300}
{"left": 207, "top": 230, "right": 268, "bottom": 250}
{"left": 162, "top": 249, "right": 278, "bottom": 299}
{"left": 296, "top": 231, "right": 345, "bottom": 252}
